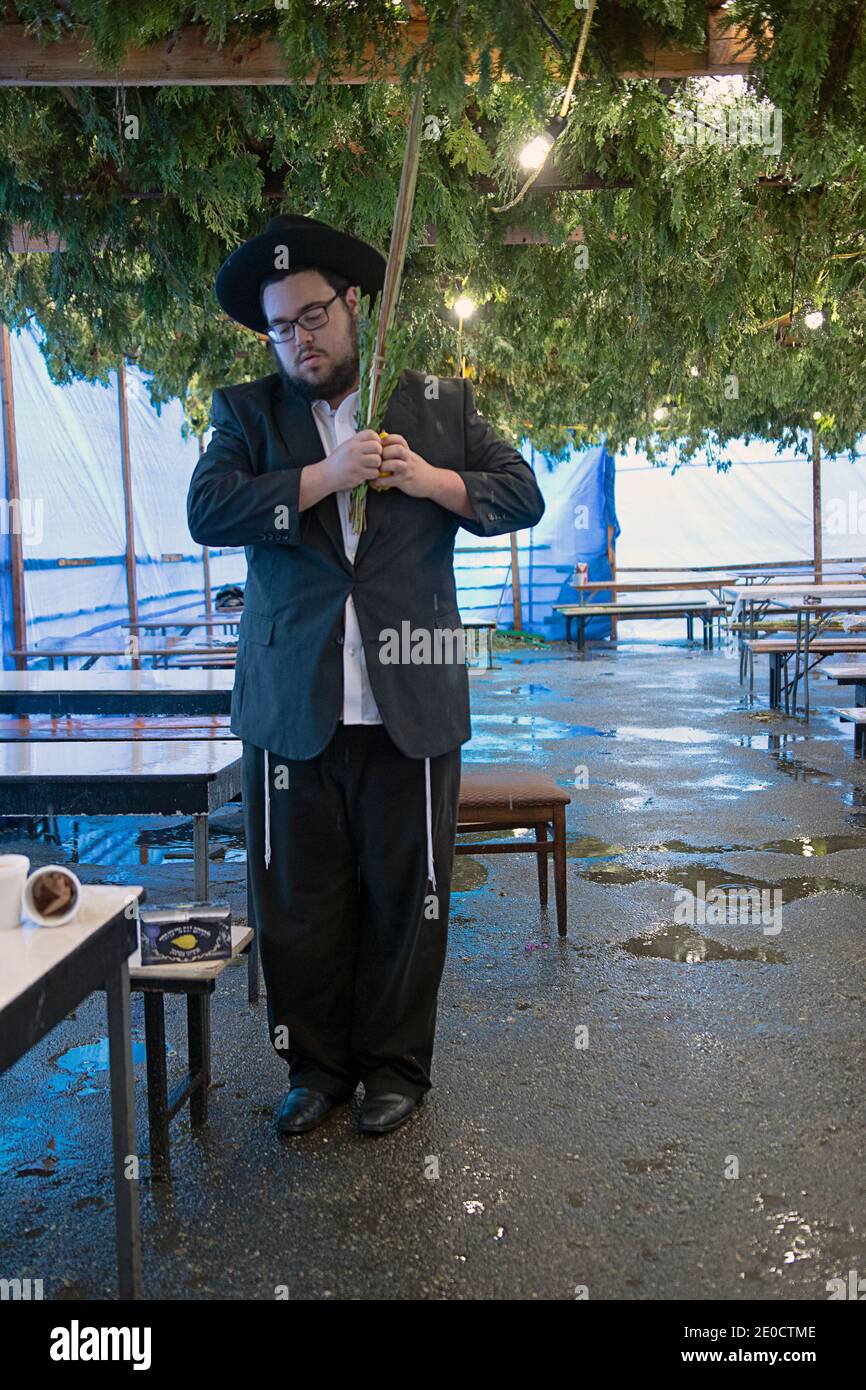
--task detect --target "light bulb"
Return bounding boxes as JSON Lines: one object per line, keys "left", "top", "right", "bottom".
{"left": 519, "top": 133, "right": 555, "bottom": 169}
{"left": 804, "top": 310, "right": 824, "bottom": 330}
{"left": 454, "top": 296, "right": 476, "bottom": 320}
{"left": 653, "top": 406, "right": 669, "bottom": 423}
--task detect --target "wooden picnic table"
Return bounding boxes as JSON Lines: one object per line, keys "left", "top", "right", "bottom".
{"left": 748, "top": 635, "right": 866, "bottom": 716}
{"left": 125, "top": 613, "right": 242, "bottom": 637}
{"left": 725, "top": 584, "right": 866, "bottom": 714}
{"left": 555, "top": 599, "right": 725, "bottom": 652}
{"left": 568, "top": 578, "right": 737, "bottom": 594}
{"left": 0, "top": 883, "right": 145, "bottom": 1297}
{"left": 0, "top": 670, "right": 234, "bottom": 717}
{"left": 0, "top": 739, "right": 241, "bottom": 901}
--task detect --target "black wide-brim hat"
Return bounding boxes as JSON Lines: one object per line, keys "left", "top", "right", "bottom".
{"left": 215, "top": 213, "right": 387, "bottom": 334}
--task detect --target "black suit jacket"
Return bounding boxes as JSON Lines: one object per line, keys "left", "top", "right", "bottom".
{"left": 186, "top": 368, "right": 545, "bottom": 760}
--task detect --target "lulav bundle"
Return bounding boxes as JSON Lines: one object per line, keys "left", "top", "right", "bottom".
{"left": 348, "top": 66, "right": 426, "bottom": 534}
{"left": 350, "top": 292, "right": 416, "bottom": 531}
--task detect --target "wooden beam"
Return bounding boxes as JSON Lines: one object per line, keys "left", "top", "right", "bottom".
{"left": 10, "top": 221, "right": 585, "bottom": 252}
{"left": 812, "top": 430, "right": 823, "bottom": 583}
{"left": 619, "top": 11, "right": 756, "bottom": 79}
{"left": 116, "top": 360, "right": 140, "bottom": 666}
{"left": 0, "top": 19, "right": 432, "bottom": 86}
{"left": 0, "top": 324, "right": 27, "bottom": 668}
{"left": 0, "top": 14, "right": 756, "bottom": 86}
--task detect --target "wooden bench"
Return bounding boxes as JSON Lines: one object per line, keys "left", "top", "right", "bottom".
{"left": 748, "top": 637, "right": 866, "bottom": 711}
{"left": 836, "top": 708, "right": 866, "bottom": 756}
{"left": 554, "top": 601, "right": 726, "bottom": 652}
{"left": 129, "top": 920, "right": 253, "bottom": 1183}
{"left": 457, "top": 768, "right": 571, "bottom": 935}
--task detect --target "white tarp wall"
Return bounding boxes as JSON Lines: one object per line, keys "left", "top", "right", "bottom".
{"left": 611, "top": 436, "right": 866, "bottom": 639}
{"left": 1, "top": 324, "right": 208, "bottom": 663}
{"left": 616, "top": 436, "right": 866, "bottom": 569}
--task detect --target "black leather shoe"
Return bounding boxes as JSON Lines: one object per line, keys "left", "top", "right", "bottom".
{"left": 358, "top": 1092, "right": 421, "bottom": 1135}
{"left": 276, "top": 1087, "right": 342, "bottom": 1135}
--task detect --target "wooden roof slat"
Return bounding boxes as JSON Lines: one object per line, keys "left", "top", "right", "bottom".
{"left": 0, "top": 13, "right": 756, "bottom": 86}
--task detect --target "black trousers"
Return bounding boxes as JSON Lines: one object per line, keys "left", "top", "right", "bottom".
{"left": 242, "top": 724, "right": 461, "bottom": 1101}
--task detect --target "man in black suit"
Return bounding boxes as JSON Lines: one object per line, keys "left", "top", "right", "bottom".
{"left": 187, "top": 214, "right": 544, "bottom": 1135}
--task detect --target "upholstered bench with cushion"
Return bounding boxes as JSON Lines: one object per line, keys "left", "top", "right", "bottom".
{"left": 456, "top": 768, "right": 571, "bottom": 935}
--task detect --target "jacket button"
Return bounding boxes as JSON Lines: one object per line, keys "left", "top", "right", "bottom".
{"left": 335, "top": 636, "right": 344, "bottom": 645}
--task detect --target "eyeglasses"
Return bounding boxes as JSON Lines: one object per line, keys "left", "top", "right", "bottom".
{"left": 265, "top": 289, "right": 346, "bottom": 344}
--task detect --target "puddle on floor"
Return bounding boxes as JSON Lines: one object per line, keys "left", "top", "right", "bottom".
{"left": 621, "top": 923, "right": 786, "bottom": 963}
{"left": 612, "top": 726, "right": 721, "bottom": 744}
{"left": 770, "top": 756, "right": 843, "bottom": 786}
{"left": 48, "top": 1038, "right": 157, "bottom": 1095}
{"left": 452, "top": 857, "right": 489, "bottom": 892}
{"left": 697, "top": 773, "right": 774, "bottom": 793}
{"left": 492, "top": 684, "right": 554, "bottom": 698}
{"left": 737, "top": 734, "right": 809, "bottom": 750}
{"left": 0, "top": 816, "right": 245, "bottom": 869}
{"left": 577, "top": 861, "right": 866, "bottom": 901}
{"left": 466, "top": 714, "right": 614, "bottom": 754}
{"left": 568, "top": 833, "right": 866, "bottom": 859}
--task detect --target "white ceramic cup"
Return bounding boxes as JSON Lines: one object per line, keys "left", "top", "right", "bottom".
{"left": 0, "top": 854, "right": 31, "bottom": 930}
{"left": 22, "top": 864, "right": 82, "bottom": 928}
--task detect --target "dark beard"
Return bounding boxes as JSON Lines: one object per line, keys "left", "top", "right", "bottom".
{"left": 270, "top": 313, "right": 360, "bottom": 405}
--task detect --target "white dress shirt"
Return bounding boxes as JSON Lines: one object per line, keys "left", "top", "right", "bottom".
{"left": 310, "top": 389, "right": 382, "bottom": 725}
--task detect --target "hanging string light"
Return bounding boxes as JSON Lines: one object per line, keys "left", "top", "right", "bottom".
{"left": 492, "top": 0, "right": 598, "bottom": 213}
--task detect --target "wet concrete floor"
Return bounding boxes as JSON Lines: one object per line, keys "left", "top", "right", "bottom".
{"left": 1, "top": 638, "right": 865, "bottom": 1299}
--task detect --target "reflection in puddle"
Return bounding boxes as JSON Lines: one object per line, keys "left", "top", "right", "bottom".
{"left": 621, "top": 924, "right": 786, "bottom": 963}
{"left": 699, "top": 773, "right": 773, "bottom": 792}
{"left": 737, "top": 734, "right": 808, "bottom": 750}
{"left": 49, "top": 1039, "right": 156, "bottom": 1095}
{"left": 466, "top": 713, "right": 614, "bottom": 755}
{"left": 771, "top": 755, "right": 842, "bottom": 786}
{"left": 452, "top": 856, "right": 489, "bottom": 892}
{"left": 492, "top": 684, "right": 553, "bottom": 697}
{"left": 0, "top": 815, "right": 245, "bottom": 869}
{"left": 612, "top": 726, "right": 720, "bottom": 744}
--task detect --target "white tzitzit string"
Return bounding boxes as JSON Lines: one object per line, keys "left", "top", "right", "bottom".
{"left": 263, "top": 749, "right": 271, "bottom": 869}
{"left": 424, "top": 756, "right": 436, "bottom": 892}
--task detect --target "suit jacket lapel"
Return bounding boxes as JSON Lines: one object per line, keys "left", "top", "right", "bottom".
{"left": 355, "top": 373, "right": 419, "bottom": 566}
{"left": 272, "top": 380, "right": 348, "bottom": 567}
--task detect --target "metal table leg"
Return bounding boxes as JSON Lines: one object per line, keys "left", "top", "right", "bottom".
{"left": 105, "top": 961, "right": 143, "bottom": 1298}
{"left": 790, "top": 612, "right": 802, "bottom": 715}
{"left": 193, "top": 812, "right": 209, "bottom": 901}
{"left": 803, "top": 611, "right": 811, "bottom": 720}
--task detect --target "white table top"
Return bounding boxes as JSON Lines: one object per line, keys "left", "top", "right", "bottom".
{"left": 0, "top": 883, "right": 143, "bottom": 1011}
{"left": 0, "top": 670, "right": 235, "bottom": 693}
{"left": 0, "top": 738, "right": 240, "bottom": 779}
{"left": 723, "top": 582, "right": 866, "bottom": 602}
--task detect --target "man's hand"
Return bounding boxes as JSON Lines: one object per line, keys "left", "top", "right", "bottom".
{"left": 369, "top": 434, "right": 436, "bottom": 497}
{"left": 323, "top": 430, "right": 384, "bottom": 491}
{"left": 370, "top": 433, "right": 478, "bottom": 521}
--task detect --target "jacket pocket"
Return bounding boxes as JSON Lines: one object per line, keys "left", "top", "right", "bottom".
{"left": 239, "top": 609, "right": 275, "bottom": 646}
